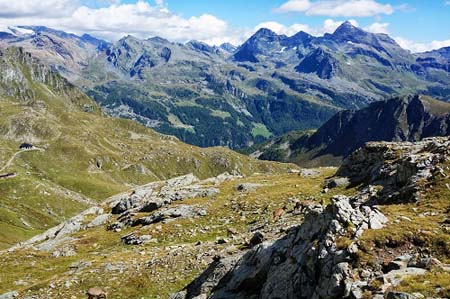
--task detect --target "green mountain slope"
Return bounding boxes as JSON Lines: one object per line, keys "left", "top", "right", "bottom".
{"left": 0, "top": 47, "right": 293, "bottom": 249}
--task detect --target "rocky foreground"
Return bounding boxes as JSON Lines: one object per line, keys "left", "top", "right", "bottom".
{"left": 0, "top": 137, "right": 449, "bottom": 299}
{"left": 174, "top": 137, "right": 450, "bottom": 299}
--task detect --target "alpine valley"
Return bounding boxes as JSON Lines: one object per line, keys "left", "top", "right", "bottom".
{"left": 0, "top": 14, "right": 449, "bottom": 299}
{"left": 1, "top": 22, "right": 449, "bottom": 148}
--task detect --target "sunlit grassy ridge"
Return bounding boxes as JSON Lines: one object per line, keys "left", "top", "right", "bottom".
{"left": 0, "top": 47, "right": 293, "bottom": 249}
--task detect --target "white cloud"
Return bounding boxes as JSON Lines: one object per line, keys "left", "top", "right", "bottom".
{"left": 0, "top": 0, "right": 78, "bottom": 18}
{"left": 322, "top": 18, "right": 358, "bottom": 33}
{"left": 253, "top": 19, "right": 358, "bottom": 37}
{"left": 0, "top": 0, "right": 244, "bottom": 45}
{"left": 276, "top": 0, "right": 394, "bottom": 17}
{"left": 364, "top": 22, "right": 390, "bottom": 34}
{"left": 254, "top": 21, "right": 312, "bottom": 36}
{"left": 395, "top": 36, "right": 450, "bottom": 53}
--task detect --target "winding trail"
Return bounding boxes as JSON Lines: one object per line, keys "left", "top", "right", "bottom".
{"left": 0, "top": 148, "right": 43, "bottom": 173}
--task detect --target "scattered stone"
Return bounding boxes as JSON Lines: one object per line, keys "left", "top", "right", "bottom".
{"left": 325, "top": 177, "right": 350, "bottom": 189}
{"left": 134, "top": 205, "right": 207, "bottom": 226}
{"left": 0, "top": 291, "right": 18, "bottom": 299}
{"left": 299, "top": 168, "right": 320, "bottom": 178}
{"left": 386, "top": 291, "right": 423, "bottom": 299}
{"left": 385, "top": 255, "right": 412, "bottom": 272}
{"left": 384, "top": 268, "right": 427, "bottom": 286}
{"left": 249, "top": 232, "right": 264, "bottom": 247}
{"left": 120, "top": 233, "right": 153, "bottom": 246}
{"left": 235, "top": 183, "right": 262, "bottom": 192}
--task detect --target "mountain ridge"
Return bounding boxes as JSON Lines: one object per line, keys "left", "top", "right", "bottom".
{"left": 0, "top": 23, "right": 449, "bottom": 149}
{"left": 0, "top": 47, "right": 293, "bottom": 248}
{"left": 247, "top": 94, "right": 450, "bottom": 166}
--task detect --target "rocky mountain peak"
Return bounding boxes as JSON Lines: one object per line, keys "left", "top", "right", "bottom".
{"left": 219, "top": 42, "right": 237, "bottom": 53}
{"left": 307, "top": 94, "right": 450, "bottom": 158}
{"left": 253, "top": 27, "right": 278, "bottom": 38}
{"left": 329, "top": 21, "right": 372, "bottom": 43}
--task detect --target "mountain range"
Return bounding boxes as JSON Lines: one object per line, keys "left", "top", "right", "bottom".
{"left": 0, "top": 22, "right": 449, "bottom": 148}
{"left": 0, "top": 21, "right": 450, "bottom": 299}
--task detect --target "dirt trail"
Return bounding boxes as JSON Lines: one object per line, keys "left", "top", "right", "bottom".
{"left": 0, "top": 148, "right": 43, "bottom": 173}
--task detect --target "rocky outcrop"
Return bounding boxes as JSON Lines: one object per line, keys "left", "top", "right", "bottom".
{"left": 109, "top": 174, "right": 220, "bottom": 230}
{"left": 175, "top": 137, "right": 450, "bottom": 299}
{"left": 337, "top": 136, "right": 450, "bottom": 203}
{"left": 133, "top": 205, "right": 207, "bottom": 226}
{"left": 175, "top": 190, "right": 388, "bottom": 299}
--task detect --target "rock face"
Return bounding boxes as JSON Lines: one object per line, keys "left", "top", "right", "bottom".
{"left": 176, "top": 137, "right": 450, "bottom": 299}
{"left": 176, "top": 192, "right": 387, "bottom": 299}
{"left": 337, "top": 136, "right": 450, "bottom": 203}
{"left": 306, "top": 95, "right": 450, "bottom": 159}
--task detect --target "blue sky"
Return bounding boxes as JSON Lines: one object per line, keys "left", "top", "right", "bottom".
{"left": 161, "top": 0, "right": 450, "bottom": 43}
{"left": 0, "top": 0, "right": 449, "bottom": 52}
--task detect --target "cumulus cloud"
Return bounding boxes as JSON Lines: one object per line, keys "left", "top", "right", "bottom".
{"left": 364, "top": 22, "right": 390, "bottom": 34}
{"left": 0, "top": 0, "right": 244, "bottom": 45}
{"left": 0, "top": 0, "right": 78, "bottom": 18}
{"left": 253, "top": 19, "right": 358, "bottom": 37}
{"left": 395, "top": 36, "right": 450, "bottom": 53}
{"left": 254, "top": 21, "right": 312, "bottom": 36}
{"left": 276, "top": 0, "right": 394, "bottom": 17}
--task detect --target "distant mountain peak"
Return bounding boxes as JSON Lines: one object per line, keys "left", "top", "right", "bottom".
{"left": 332, "top": 21, "right": 365, "bottom": 38}
{"left": 219, "top": 42, "right": 237, "bottom": 53}
{"left": 253, "top": 28, "right": 278, "bottom": 38}
{"left": 147, "top": 36, "right": 170, "bottom": 44}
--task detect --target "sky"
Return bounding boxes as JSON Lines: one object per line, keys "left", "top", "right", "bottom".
{"left": 0, "top": 0, "right": 449, "bottom": 52}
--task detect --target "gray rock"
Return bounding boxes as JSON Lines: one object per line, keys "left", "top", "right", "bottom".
{"left": 134, "top": 205, "right": 207, "bottom": 227}
{"left": 249, "top": 232, "right": 264, "bottom": 246}
{"left": 180, "top": 194, "right": 387, "bottom": 299}
{"left": 384, "top": 268, "right": 427, "bottom": 286}
{"left": 385, "top": 254, "right": 412, "bottom": 272}
{"left": 0, "top": 291, "right": 18, "bottom": 299}
{"left": 408, "top": 256, "right": 442, "bottom": 270}
{"left": 87, "top": 214, "right": 111, "bottom": 228}
{"left": 299, "top": 168, "right": 321, "bottom": 178}
{"left": 325, "top": 177, "right": 350, "bottom": 189}
{"left": 386, "top": 292, "right": 422, "bottom": 299}
{"left": 235, "top": 183, "right": 262, "bottom": 192}
{"left": 112, "top": 195, "right": 142, "bottom": 214}
{"left": 174, "top": 256, "right": 240, "bottom": 299}
{"left": 121, "top": 233, "right": 147, "bottom": 245}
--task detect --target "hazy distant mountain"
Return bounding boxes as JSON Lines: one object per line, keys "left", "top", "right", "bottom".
{"left": 0, "top": 22, "right": 449, "bottom": 148}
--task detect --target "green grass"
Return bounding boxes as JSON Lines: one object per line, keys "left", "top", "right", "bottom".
{"left": 0, "top": 168, "right": 346, "bottom": 298}
{"left": 251, "top": 123, "right": 272, "bottom": 138}
{"left": 0, "top": 48, "right": 295, "bottom": 250}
